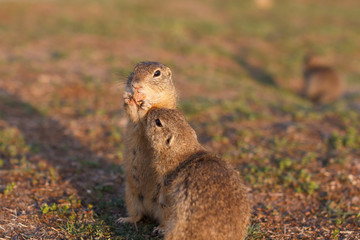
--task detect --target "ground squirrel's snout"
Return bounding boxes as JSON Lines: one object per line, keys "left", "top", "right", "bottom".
{"left": 131, "top": 83, "right": 142, "bottom": 90}
{"left": 131, "top": 78, "right": 143, "bottom": 89}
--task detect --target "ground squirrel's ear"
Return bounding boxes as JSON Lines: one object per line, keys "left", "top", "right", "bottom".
{"left": 191, "top": 128, "right": 197, "bottom": 140}
{"left": 165, "top": 135, "right": 173, "bottom": 146}
{"left": 166, "top": 68, "right": 172, "bottom": 79}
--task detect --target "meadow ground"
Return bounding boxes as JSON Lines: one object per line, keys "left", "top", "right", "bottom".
{"left": 0, "top": 0, "right": 359, "bottom": 239}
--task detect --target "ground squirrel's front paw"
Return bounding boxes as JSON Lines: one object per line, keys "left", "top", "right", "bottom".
{"left": 140, "top": 99, "right": 152, "bottom": 111}
{"left": 138, "top": 99, "right": 153, "bottom": 118}
{"left": 123, "top": 92, "right": 141, "bottom": 122}
{"left": 123, "top": 91, "right": 135, "bottom": 105}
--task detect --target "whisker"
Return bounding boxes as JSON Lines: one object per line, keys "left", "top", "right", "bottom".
{"left": 111, "top": 82, "right": 126, "bottom": 90}
{"left": 113, "top": 69, "right": 131, "bottom": 82}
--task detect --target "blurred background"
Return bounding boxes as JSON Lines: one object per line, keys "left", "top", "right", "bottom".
{"left": 0, "top": 0, "right": 359, "bottom": 239}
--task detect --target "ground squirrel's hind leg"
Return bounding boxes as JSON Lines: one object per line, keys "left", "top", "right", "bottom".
{"left": 116, "top": 215, "right": 142, "bottom": 224}
{"left": 118, "top": 182, "right": 146, "bottom": 225}
{"left": 116, "top": 199, "right": 143, "bottom": 231}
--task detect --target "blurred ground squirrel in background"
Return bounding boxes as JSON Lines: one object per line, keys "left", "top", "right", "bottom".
{"left": 117, "top": 62, "right": 177, "bottom": 225}
{"left": 303, "top": 55, "right": 345, "bottom": 104}
{"left": 254, "top": 0, "right": 273, "bottom": 10}
{"left": 145, "top": 108, "right": 251, "bottom": 240}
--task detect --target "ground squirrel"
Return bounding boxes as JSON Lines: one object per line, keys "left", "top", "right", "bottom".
{"left": 303, "top": 55, "right": 345, "bottom": 104}
{"left": 118, "top": 62, "right": 177, "bottom": 225}
{"left": 254, "top": 0, "right": 273, "bottom": 10}
{"left": 145, "top": 108, "right": 251, "bottom": 240}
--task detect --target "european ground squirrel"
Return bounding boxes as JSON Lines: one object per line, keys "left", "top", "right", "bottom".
{"left": 145, "top": 108, "right": 251, "bottom": 240}
{"left": 254, "top": 0, "right": 273, "bottom": 10}
{"left": 303, "top": 55, "right": 345, "bottom": 104}
{"left": 118, "top": 62, "right": 177, "bottom": 224}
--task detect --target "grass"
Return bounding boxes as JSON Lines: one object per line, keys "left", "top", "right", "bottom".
{"left": 0, "top": 0, "right": 360, "bottom": 239}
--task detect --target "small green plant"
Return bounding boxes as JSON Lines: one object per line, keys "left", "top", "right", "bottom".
{"left": 110, "top": 126, "right": 122, "bottom": 143}
{"left": 247, "top": 223, "right": 266, "bottom": 239}
{"left": 41, "top": 203, "right": 58, "bottom": 214}
{"left": 4, "top": 182, "right": 15, "bottom": 195}
{"left": 328, "top": 132, "right": 343, "bottom": 150}
{"left": 278, "top": 157, "right": 292, "bottom": 171}
{"left": 332, "top": 228, "right": 340, "bottom": 239}
{"left": 0, "top": 128, "right": 29, "bottom": 157}
{"left": 301, "top": 152, "right": 317, "bottom": 166}
{"left": 343, "top": 127, "right": 359, "bottom": 149}
{"left": 60, "top": 207, "right": 112, "bottom": 238}
{"left": 301, "top": 180, "right": 319, "bottom": 195}
{"left": 48, "top": 167, "right": 58, "bottom": 185}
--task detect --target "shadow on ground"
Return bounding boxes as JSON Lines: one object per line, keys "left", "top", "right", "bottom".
{"left": 0, "top": 89, "right": 133, "bottom": 236}
{"left": 234, "top": 55, "right": 277, "bottom": 87}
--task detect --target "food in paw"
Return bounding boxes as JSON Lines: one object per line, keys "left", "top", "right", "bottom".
{"left": 133, "top": 91, "right": 146, "bottom": 104}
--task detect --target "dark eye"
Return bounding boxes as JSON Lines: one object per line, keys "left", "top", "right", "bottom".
{"left": 155, "top": 118, "right": 163, "bottom": 127}
{"left": 153, "top": 70, "right": 161, "bottom": 77}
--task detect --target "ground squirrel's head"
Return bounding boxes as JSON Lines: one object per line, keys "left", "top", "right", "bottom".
{"left": 303, "top": 54, "right": 330, "bottom": 69}
{"left": 303, "top": 54, "right": 317, "bottom": 67}
{"left": 145, "top": 108, "right": 202, "bottom": 173}
{"left": 126, "top": 61, "right": 177, "bottom": 109}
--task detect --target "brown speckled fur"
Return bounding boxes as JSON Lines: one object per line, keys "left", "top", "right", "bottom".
{"left": 146, "top": 108, "right": 251, "bottom": 240}
{"left": 303, "top": 55, "right": 345, "bottom": 104}
{"left": 119, "top": 62, "right": 177, "bottom": 224}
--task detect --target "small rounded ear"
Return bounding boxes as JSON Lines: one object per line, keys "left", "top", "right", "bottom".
{"left": 166, "top": 68, "right": 172, "bottom": 79}
{"left": 165, "top": 135, "right": 174, "bottom": 146}
{"left": 191, "top": 128, "right": 197, "bottom": 139}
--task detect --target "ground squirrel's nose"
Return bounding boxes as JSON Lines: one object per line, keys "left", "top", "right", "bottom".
{"left": 132, "top": 84, "right": 142, "bottom": 90}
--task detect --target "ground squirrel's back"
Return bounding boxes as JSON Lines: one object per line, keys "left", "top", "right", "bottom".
{"left": 165, "top": 153, "right": 250, "bottom": 240}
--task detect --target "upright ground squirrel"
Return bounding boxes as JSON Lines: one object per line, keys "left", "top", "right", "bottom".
{"left": 145, "top": 108, "right": 251, "bottom": 240}
{"left": 118, "top": 62, "right": 177, "bottom": 225}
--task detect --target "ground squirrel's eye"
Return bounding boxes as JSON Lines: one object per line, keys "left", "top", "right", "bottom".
{"left": 155, "top": 118, "right": 163, "bottom": 127}
{"left": 153, "top": 70, "right": 161, "bottom": 77}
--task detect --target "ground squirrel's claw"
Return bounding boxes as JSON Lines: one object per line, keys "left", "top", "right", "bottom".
{"left": 116, "top": 217, "right": 129, "bottom": 224}
{"left": 116, "top": 215, "right": 141, "bottom": 223}
{"left": 152, "top": 225, "right": 165, "bottom": 235}
{"left": 116, "top": 216, "right": 140, "bottom": 231}
{"left": 123, "top": 91, "right": 132, "bottom": 99}
{"left": 140, "top": 99, "right": 152, "bottom": 111}
{"left": 123, "top": 92, "right": 135, "bottom": 105}
{"left": 138, "top": 99, "right": 152, "bottom": 119}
